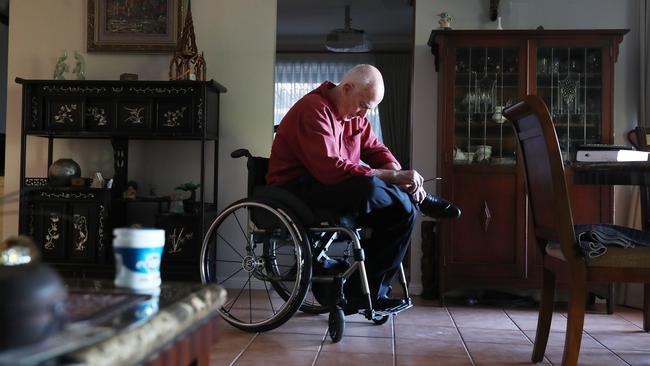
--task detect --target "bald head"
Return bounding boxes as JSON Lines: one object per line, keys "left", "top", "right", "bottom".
{"left": 341, "top": 64, "right": 385, "bottom": 102}
{"left": 332, "top": 64, "right": 385, "bottom": 121}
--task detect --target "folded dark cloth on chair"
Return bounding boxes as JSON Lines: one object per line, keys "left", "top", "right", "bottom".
{"left": 575, "top": 224, "right": 650, "bottom": 258}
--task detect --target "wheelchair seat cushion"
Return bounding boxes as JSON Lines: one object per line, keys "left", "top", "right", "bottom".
{"left": 253, "top": 186, "right": 315, "bottom": 225}
{"left": 253, "top": 186, "right": 360, "bottom": 228}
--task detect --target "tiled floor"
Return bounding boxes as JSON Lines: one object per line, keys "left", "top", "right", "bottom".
{"left": 209, "top": 297, "right": 650, "bottom": 366}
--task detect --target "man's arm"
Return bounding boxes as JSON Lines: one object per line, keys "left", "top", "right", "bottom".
{"left": 369, "top": 162, "right": 427, "bottom": 203}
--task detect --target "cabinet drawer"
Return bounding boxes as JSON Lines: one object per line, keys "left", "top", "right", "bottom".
{"left": 24, "top": 188, "right": 110, "bottom": 263}
{"left": 156, "top": 98, "right": 194, "bottom": 134}
{"left": 116, "top": 99, "right": 152, "bottom": 131}
{"left": 47, "top": 98, "right": 83, "bottom": 130}
{"left": 155, "top": 213, "right": 199, "bottom": 264}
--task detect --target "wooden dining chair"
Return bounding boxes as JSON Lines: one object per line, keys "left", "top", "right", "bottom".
{"left": 627, "top": 125, "right": 650, "bottom": 231}
{"left": 503, "top": 95, "right": 650, "bottom": 366}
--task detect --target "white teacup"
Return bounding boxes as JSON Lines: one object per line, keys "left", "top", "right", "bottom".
{"left": 453, "top": 147, "right": 466, "bottom": 161}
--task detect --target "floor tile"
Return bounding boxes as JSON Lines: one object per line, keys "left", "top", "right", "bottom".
{"left": 394, "top": 338, "right": 467, "bottom": 358}
{"left": 246, "top": 332, "right": 324, "bottom": 352}
{"left": 448, "top": 307, "right": 519, "bottom": 330}
{"left": 616, "top": 351, "right": 650, "bottom": 366}
{"left": 588, "top": 330, "right": 650, "bottom": 352}
{"left": 234, "top": 350, "right": 317, "bottom": 366}
{"left": 523, "top": 330, "right": 603, "bottom": 350}
{"left": 393, "top": 304, "right": 454, "bottom": 327}
{"left": 320, "top": 335, "right": 394, "bottom": 354}
{"left": 457, "top": 327, "right": 531, "bottom": 345}
{"left": 395, "top": 354, "right": 472, "bottom": 366}
{"left": 544, "top": 346, "right": 628, "bottom": 366}
{"left": 316, "top": 351, "right": 394, "bottom": 366}
{"left": 208, "top": 296, "right": 646, "bottom": 366}
{"left": 394, "top": 324, "right": 460, "bottom": 342}
{"left": 465, "top": 341, "right": 551, "bottom": 365}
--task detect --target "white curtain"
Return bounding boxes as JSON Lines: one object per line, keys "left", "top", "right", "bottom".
{"left": 274, "top": 54, "right": 383, "bottom": 142}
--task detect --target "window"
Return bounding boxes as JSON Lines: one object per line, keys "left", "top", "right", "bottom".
{"left": 274, "top": 56, "right": 383, "bottom": 142}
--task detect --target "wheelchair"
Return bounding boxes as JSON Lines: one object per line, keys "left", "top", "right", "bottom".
{"left": 200, "top": 148, "right": 414, "bottom": 342}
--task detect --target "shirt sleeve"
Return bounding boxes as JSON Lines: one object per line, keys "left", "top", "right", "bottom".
{"left": 358, "top": 119, "right": 402, "bottom": 170}
{"left": 292, "top": 106, "right": 372, "bottom": 184}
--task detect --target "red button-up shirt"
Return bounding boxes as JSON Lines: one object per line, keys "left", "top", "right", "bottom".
{"left": 266, "top": 81, "right": 399, "bottom": 186}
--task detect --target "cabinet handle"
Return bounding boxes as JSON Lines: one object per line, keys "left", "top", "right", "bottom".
{"left": 481, "top": 200, "right": 492, "bottom": 232}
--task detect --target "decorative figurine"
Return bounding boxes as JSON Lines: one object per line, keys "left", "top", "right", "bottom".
{"left": 72, "top": 51, "right": 86, "bottom": 80}
{"left": 90, "top": 172, "right": 104, "bottom": 188}
{"left": 175, "top": 182, "right": 201, "bottom": 214}
{"left": 169, "top": 0, "right": 206, "bottom": 81}
{"left": 53, "top": 50, "right": 69, "bottom": 80}
{"left": 437, "top": 12, "right": 453, "bottom": 29}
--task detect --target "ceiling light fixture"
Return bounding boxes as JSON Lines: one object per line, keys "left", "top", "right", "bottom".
{"left": 325, "top": 5, "right": 372, "bottom": 53}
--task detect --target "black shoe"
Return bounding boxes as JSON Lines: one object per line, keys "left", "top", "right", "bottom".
{"left": 417, "top": 193, "right": 461, "bottom": 219}
{"left": 374, "top": 296, "right": 405, "bottom": 311}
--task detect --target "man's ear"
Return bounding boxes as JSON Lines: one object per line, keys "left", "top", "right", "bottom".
{"left": 341, "top": 82, "right": 354, "bottom": 95}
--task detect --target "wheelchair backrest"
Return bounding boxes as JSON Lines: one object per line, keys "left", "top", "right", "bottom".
{"left": 232, "top": 148, "right": 315, "bottom": 226}
{"left": 246, "top": 156, "right": 269, "bottom": 197}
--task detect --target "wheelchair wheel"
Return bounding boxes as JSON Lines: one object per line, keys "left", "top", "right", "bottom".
{"left": 372, "top": 315, "right": 390, "bottom": 325}
{"left": 328, "top": 307, "right": 345, "bottom": 343}
{"left": 299, "top": 287, "right": 330, "bottom": 314}
{"left": 200, "top": 199, "right": 312, "bottom": 333}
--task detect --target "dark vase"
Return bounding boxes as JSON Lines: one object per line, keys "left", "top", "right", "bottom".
{"left": 48, "top": 158, "right": 81, "bottom": 187}
{"left": 183, "top": 190, "right": 197, "bottom": 215}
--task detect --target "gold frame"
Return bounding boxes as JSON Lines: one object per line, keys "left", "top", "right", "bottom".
{"left": 87, "top": 0, "right": 183, "bottom": 53}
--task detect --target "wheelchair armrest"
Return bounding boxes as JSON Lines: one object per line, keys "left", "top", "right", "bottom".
{"left": 231, "top": 149, "right": 252, "bottom": 159}
{"left": 252, "top": 186, "right": 315, "bottom": 225}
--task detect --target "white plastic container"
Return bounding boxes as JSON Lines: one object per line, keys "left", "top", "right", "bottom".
{"left": 113, "top": 228, "right": 165, "bottom": 290}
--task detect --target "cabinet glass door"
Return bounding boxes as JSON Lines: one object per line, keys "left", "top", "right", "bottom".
{"left": 454, "top": 47, "right": 519, "bottom": 165}
{"left": 536, "top": 47, "right": 602, "bottom": 163}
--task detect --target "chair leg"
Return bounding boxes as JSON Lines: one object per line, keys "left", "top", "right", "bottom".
{"left": 606, "top": 283, "right": 615, "bottom": 315}
{"left": 643, "top": 283, "right": 650, "bottom": 332}
{"left": 532, "top": 267, "right": 556, "bottom": 363}
{"left": 562, "top": 278, "right": 587, "bottom": 366}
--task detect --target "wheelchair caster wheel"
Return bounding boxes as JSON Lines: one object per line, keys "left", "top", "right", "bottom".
{"left": 328, "top": 307, "right": 345, "bottom": 342}
{"left": 372, "top": 315, "right": 390, "bottom": 325}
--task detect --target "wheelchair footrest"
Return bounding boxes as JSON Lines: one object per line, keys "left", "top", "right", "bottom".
{"left": 372, "top": 301, "right": 413, "bottom": 317}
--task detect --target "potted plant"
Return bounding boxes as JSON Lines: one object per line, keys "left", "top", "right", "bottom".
{"left": 174, "top": 182, "right": 200, "bottom": 214}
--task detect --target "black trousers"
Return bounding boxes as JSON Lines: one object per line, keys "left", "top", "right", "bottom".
{"left": 282, "top": 175, "right": 416, "bottom": 298}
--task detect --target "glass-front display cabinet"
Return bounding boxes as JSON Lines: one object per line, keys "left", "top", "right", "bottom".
{"left": 536, "top": 46, "right": 604, "bottom": 162}
{"left": 429, "top": 29, "right": 627, "bottom": 300}
{"left": 453, "top": 47, "right": 519, "bottom": 165}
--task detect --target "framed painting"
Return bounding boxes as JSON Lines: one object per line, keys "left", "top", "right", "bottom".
{"left": 87, "top": 0, "right": 183, "bottom": 53}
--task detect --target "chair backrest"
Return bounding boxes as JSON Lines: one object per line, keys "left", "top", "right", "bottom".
{"left": 627, "top": 126, "right": 650, "bottom": 230}
{"left": 503, "top": 95, "right": 581, "bottom": 262}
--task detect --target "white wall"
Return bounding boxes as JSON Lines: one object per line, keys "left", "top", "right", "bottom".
{"left": 410, "top": 0, "right": 639, "bottom": 294}
{"left": 3, "top": 0, "right": 276, "bottom": 235}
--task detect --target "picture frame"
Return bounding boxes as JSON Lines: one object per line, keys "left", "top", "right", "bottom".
{"left": 87, "top": 0, "right": 183, "bottom": 53}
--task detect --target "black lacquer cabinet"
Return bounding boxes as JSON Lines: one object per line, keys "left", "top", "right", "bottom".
{"left": 17, "top": 78, "right": 227, "bottom": 280}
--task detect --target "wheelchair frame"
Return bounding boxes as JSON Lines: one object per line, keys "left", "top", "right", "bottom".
{"left": 199, "top": 149, "right": 412, "bottom": 342}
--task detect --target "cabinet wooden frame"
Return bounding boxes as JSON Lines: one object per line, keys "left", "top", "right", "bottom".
{"left": 428, "top": 29, "right": 627, "bottom": 300}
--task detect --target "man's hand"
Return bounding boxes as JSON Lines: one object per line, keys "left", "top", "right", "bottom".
{"left": 412, "top": 186, "right": 427, "bottom": 204}
{"left": 371, "top": 169, "right": 424, "bottom": 195}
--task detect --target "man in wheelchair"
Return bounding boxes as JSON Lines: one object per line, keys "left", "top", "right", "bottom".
{"left": 266, "top": 64, "right": 460, "bottom": 313}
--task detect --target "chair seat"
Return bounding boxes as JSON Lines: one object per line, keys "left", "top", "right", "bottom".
{"left": 546, "top": 242, "right": 650, "bottom": 268}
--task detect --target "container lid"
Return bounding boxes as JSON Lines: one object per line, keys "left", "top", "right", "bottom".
{"left": 113, "top": 228, "right": 165, "bottom": 245}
